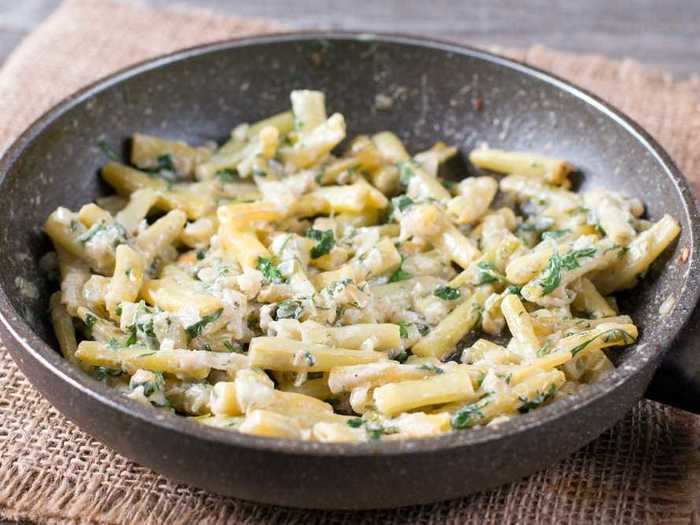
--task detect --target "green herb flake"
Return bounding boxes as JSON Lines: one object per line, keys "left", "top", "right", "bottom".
{"left": 306, "top": 229, "right": 336, "bottom": 259}
{"left": 76, "top": 221, "right": 127, "bottom": 247}
{"left": 388, "top": 268, "right": 411, "bottom": 282}
{"left": 185, "top": 308, "right": 223, "bottom": 339}
{"left": 561, "top": 248, "right": 596, "bottom": 270}
{"left": 155, "top": 154, "right": 175, "bottom": 172}
{"left": 536, "top": 340, "right": 555, "bottom": 357}
{"left": 134, "top": 372, "right": 165, "bottom": 397}
{"left": 518, "top": 384, "right": 557, "bottom": 413}
{"left": 215, "top": 168, "right": 238, "bottom": 183}
{"left": 542, "top": 229, "right": 570, "bottom": 240}
{"left": 539, "top": 247, "right": 597, "bottom": 295}
{"left": 539, "top": 253, "right": 562, "bottom": 294}
{"left": 569, "top": 206, "right": 591, "bottom": 216}
{"left": 257, "top": 256, "right": 286, "bottom": 284}
{"left": 125, "top": 327, "right": 138, "bottom": 346}
{"left": 434, "top": 285, "right": 461, "bottom": 301}
{"left": 398, "top": 161, "right": 415, "bottom": 187}
{"left": 397, "top": 321, "right": 410, "bottom": 339}
{"left": 276, "top": 299, "right": 303, "bottom": 320}
{"left": 390, "top": 349, "right": 408, "bottom": 363}
{"left": 418, "top": 363, "right": 444, "bottom": 374}
{"left": 94, "top": 366, "right": 122, "bottom": 381}
{"left": 441, "top": 178, "right": 457, "bottom": 190}
{"left": 475, "top": 261, "right": 506, "bottom": 285}
{"left": 347, "top": 418, "right": 363, "bottom": 428}
{"left": 366, "top": 423, "right": 398, "bottom": 440}
{"left": 391, "top": 195, "right": 414, "bottom": 213}
{"left": 84, "top": 313, "right": 98, "bottom": 331}
{"left": 451, "top": 399, "right": 488, "bottom": 429}
{"left": 569, "top": 328, "right": 635, "bottom": 356}
{"left": 389, "top": 256, "right": 412, "bottom": 283}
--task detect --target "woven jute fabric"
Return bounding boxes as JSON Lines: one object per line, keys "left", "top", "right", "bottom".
{"left": 1, "top": 0, "right": 699, "bottom": 523}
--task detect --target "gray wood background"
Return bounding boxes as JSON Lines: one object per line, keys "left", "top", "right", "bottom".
{"left": 1, "top": 0, "right": 699, "bottom": 77}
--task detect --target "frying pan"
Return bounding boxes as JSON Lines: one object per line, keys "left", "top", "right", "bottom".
{"left": 0, "top": 33, "right": 698, "bottom": 510}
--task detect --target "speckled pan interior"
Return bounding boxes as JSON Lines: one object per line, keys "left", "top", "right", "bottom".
{"left": 0, "top": 33, "right": 697, "bottom": 509}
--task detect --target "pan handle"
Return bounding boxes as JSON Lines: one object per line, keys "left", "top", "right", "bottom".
{"left": 645, "top": 303, "right": 700, "bottom": 413}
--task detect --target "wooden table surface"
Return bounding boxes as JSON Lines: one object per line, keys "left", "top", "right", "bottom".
{"left": 2, "top": 0, "right": 699, "bottom": 78}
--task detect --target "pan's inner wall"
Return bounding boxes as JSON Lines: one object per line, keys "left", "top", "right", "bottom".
{"left": 0, "top": 38, "right": 690, "bottom": 363}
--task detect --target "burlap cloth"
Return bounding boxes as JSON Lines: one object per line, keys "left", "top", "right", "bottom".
{"left": 1, "top": 0, "right": 699, "bottom": 523}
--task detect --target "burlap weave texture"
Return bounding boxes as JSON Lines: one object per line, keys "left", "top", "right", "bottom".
{"left": 0, "top": 1, "right": 699, "bottom": 523}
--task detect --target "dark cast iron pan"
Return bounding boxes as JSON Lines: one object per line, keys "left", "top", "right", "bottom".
{"left": 0, "top": 33, "right": 699, "bottom": 510}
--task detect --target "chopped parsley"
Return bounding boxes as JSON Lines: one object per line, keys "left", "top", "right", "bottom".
{"left": 398, "top": 161, "right": 415, "bottom": 187}
{"left": 94, "top": 366, "right": 122, "bottom": 381}
{"left": 125, "top": 329, "right": 138, "bottom": 346}
{"left": 366, "top": 424, "right": 398, "bottom": 440}
{"left": 185, "top": 308, "right": 223, "bottom": 339}
{"left": 569, "top": 206, "right": 591, "bottom": 216}
{"left": 140, "top": 153, "right": 177, "bottom": 177}
{"left": 390, "top": 349, "right": 408, "bottom": 363}
{"left": 84, "top": 313, "right": 98, "bottom": 332}
{"left": 417, "top": 324, "right": 430, "bottom": 336}
{"left": 306, "top": 229, "right": 336, "bottom": 259}
{"left": 133, "top": 372, "right": 165, "bottom": 397}
{"left": 257, "top": 256, "right": 286, "bottom": 284}
{"left": 604, "top": 244, "right": 629, "bottom": 260}
{"left": 215, "top": 168, "right": 238, "bottom": 183}
{"left": 539, "top": 247, "right": 597, "bottom": 294}
{"left": 347, "top": 418, "right": 363, "bottom": 428}
{"left": 388, "top": 267, "right": 411, "bottom": 282}
{"left": 77, "top": 221, "right": 127, "bottom": 246}
{"left": 518, "top": 384, "right": 557, "bottom": 413}
{"left": 346, "top": 417, "right": 398, "bottom": 439}
{"left": 569, "top": 328, "right": 635, "bottom": 356}
{"left": 397, "top": 321, "right": 410, "bottom": 338}
{"left": 276, "top": 299, "right": 303, "bottom": 320}
{"left": 474, "top": 371, "right": 486, "bottom": 389}
{"left": 418, "top": 363, "right": 444, "bottom": 374}
{"left": 391, "top": 195, "right": 414, "bottom": 213}
{"left": 451, "top": 398, "right": 488, "bottom": 429}
{"left": 434, "top": 285, "right": 461, "bottom": 301}
{"left": 153, "top": 154, "right": 175, "bottom": 172}
{"left": 542, "top": 229, "right": 570, "bottom": 240}
{"left": 475, "top": 261, "right": 506, "bottom": 285}
{"left": 388, "top": 257, "right": 411, "bottom": 283}
{"left": 536, "top": 340, "right": 555, "bottom": 357}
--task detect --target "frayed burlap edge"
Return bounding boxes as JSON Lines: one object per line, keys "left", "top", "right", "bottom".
{"left": 1, "top": 1, "right": 699, "bottom": 524}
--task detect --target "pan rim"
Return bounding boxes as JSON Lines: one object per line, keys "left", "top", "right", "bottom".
{"left": 0, "top": 30, "right": 698, "bottom": 457}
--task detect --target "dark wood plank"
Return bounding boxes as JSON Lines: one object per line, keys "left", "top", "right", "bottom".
{"left": 1, "top": 0, "right": 699, "bottom": 77}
